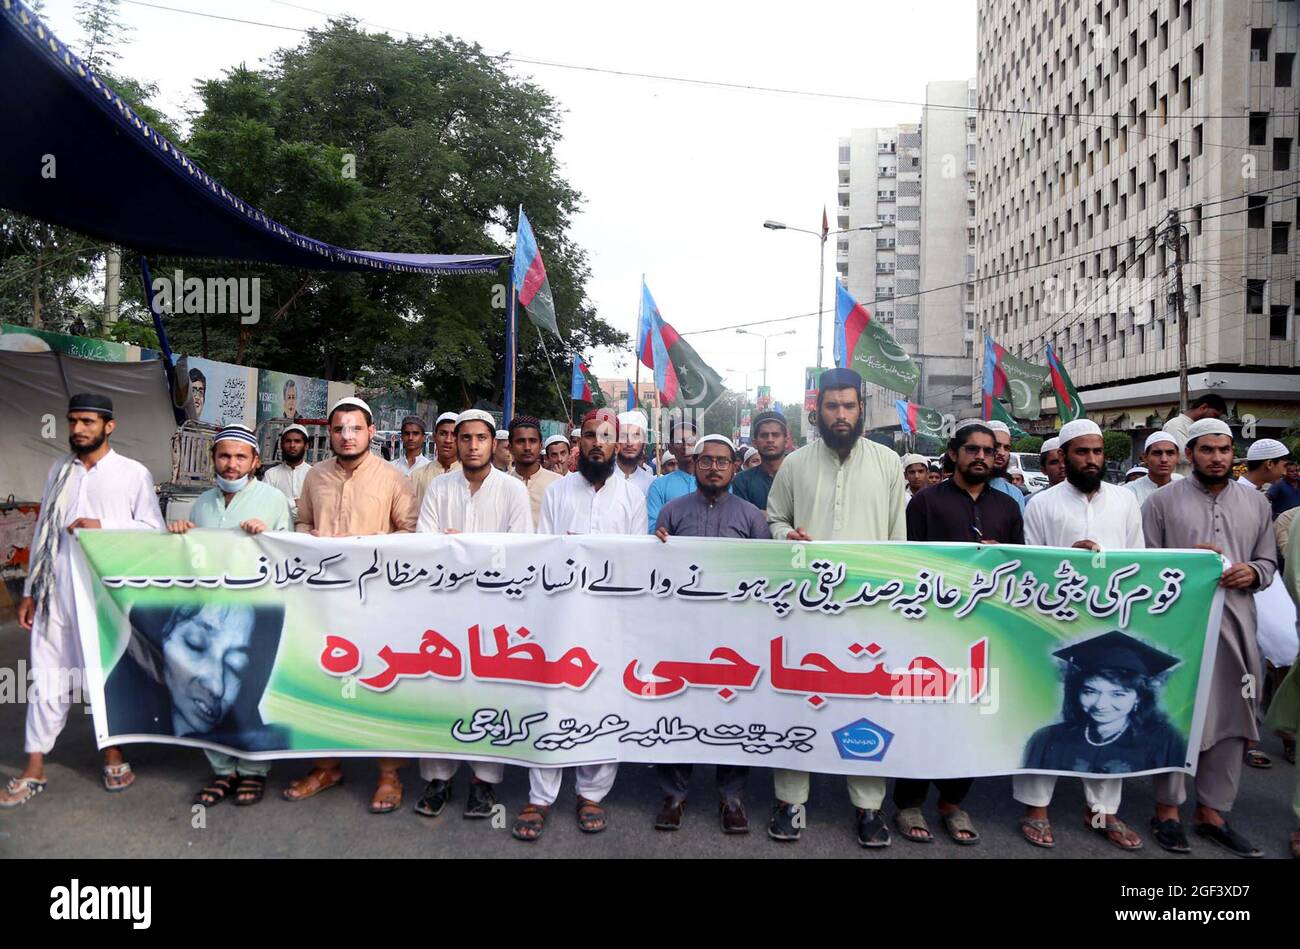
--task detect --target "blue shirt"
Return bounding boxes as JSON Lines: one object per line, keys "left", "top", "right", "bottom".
{"left": 1268, "top": 478, "right": 1300, "bottom": 518}
{"left": 988, "top": 476, "right": 1026, "bottom": 513}
{"left": 732, "top": 465, "right": 776, "bottom": 512}
{"left": 645, "top": 469, "right": 697, "bottom": 533}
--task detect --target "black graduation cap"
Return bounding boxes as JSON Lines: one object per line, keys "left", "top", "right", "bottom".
{"left": 1053, "top": 630, "right": 1180, "bottom": 677}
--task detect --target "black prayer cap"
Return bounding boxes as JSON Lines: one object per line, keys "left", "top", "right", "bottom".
{"left": 751, "top": 410, "right": 788, "bottom": 433}
{"left": 818, "top": 368, "right": 862, "bottom": 393}
{"left": 67, "top": 392, "right": 113, "bottom": 418}
{"left": 1053, "top": 630, "right": 1180, "bottom": 677}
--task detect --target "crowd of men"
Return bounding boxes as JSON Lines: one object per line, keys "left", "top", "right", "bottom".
{"left": 3, "top": 374, "right": 1299, "bottom": 859}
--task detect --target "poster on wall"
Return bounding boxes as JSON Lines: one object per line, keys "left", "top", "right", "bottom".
{"left": 176, "top": 356, "right": 258, "bottom": 428}
{"left": 257, "top": 370, "right": 330, "bottom": 424}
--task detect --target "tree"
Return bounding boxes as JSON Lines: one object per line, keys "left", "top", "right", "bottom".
{"left": 1013, "top": 435, "right": 1044, "bottom": 453}
{"left": 172, "top": 21, "right": 623, "bottom": 411}
{"left": 1102, "top": 430, "right": 1131, "bottom": 462}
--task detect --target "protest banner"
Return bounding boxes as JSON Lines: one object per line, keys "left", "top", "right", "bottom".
{"left": 72, "top": 531, "right": 1223, "bottom": 778}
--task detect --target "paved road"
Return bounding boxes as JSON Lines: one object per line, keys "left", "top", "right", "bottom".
{"left": 0, "top": 619, "right": 1295, "bottom": 859}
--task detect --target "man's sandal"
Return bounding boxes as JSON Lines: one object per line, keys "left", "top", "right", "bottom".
{"left": 512, "top": 804, "right": 550, "bottom": 842}
{"left": 1088, "top": 813, "right": 1143, "bottom": 851}
{"left": 282, "top": 767, "right": 344, "bottom": 802}
{"left": 369, "top": 772, "right": 403, "bottom": 814}
{"left": 1244, "top": 749, "right": 1272, "bottom": 769}
{"left": 1020, "top": 817, "right": 1055, "bottom": 848}
{"left": 193, "top": 774, "right": 238, "bottom": 807}
{"left": 894, "top": 807, "right": 934, "bottom": 843}
{"left": 576, "top": 796, "right": 608, "bottom": 833}
{"left": 940, "top": 808, "right": 981, "bottom": 845}
{"left": 102, "top": 761, "right": 135, "bottom": 792}
{"left": 233, "top": 775, "right": 267, "bottom": 807}
{"left": 0, "top": 776, "right": 47, "bottom": 808}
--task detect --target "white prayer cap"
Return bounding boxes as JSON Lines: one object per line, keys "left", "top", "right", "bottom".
{"left": 954, "top": 418, "right": 988, "bottom": 432}
{"left": 281, "top": 423, "right": 310, "bottom": 439}
{"left": 570, "top": 428, "right": 582, "bottom": 438}
{"left": 495, "top": 429, "right": 509, "bottom": 441}
{"left": 1039, "top": 437, "right": 1060, "bottom": 454}
{"left": 1246, "top": 438, "right": 1290, "bottom": 461}
{"left": 1058, "top": 418, "right": 1102, "bottom": 445}
{"left": 455, "top": 409, "right": 496, "bottom": 431}
{"left": 1127, "top": 465, "right": 1148, "bottom": 476}
{"left": 617, "top": 410, "right": 649, "bottom": 431}
{"left": 543, "top": 434, "right": 569, "bottom": 450}
{"left": 694, "top": 434, "right": 737, "bottom": 454}
{"left": 1186, "top": 418, "right": 1232, "bottom": 442}
{"left": 741, "top": 446, "right": 758, "bottom": 462}
{"left": 1143, "top": 430, "right": 1179, "bottom": 452}
{"left": 329, "top": 396, "right": 372, "bottom": 418}
{"left": 1007, "top": 466, "right": 1024, "bottom": 475}
{"left": 900, "top": 453, "right": 929, "bottom": 468}
{"left": 984, "top": 420, "right": 1011, "bottom": 435}
{"left": 661, "top": 451, "right": 676, "bottom": 462}
{"left": 435, "top": 411, "right": 459, "bottom": 426}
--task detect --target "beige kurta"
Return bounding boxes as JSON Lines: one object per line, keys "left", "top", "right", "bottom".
{"left": 296, "top": 451, "right": 417, "bottom": 536}
{"left": 1142, "top": 477, "right": 1278, "bottom": 749}
{"left": 766, "top": 438, "right": 908, "bottom": 542}
{"left": 509, "top": 464, "right": 563, "bottom": 524}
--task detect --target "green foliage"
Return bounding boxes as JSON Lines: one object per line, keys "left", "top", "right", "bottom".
{"left": 914, "top": 435, "right": 946, "bottom": 456}
{"left": 167, "top": 21, "right": 623, "bottom": 411}
{"left": 105, "top": 317, "right": 159, "bottom": 350}
{"left": 1102, "top": 430, "right": 1131, "bottom": 462}
{"left": 1013, "top": 435, "right": 1044, "bottom": 453}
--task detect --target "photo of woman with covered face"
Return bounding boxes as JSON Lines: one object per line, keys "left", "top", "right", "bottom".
{"left": 1022, "top": 630, "right": 1188, "bottom": 774}
{"left": 105, "top": 602, "right": 289, "bottom": 753}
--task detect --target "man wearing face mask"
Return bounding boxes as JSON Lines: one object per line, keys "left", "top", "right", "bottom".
{"left": 165, "top": 425, "right": 291, "bottom": 807}
{"left": 0, "top": 394, "right": 164, "bottom": 808}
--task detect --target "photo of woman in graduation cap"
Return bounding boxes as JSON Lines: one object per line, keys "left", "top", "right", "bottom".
{"left": 105, "top": 602, "right": 289, "bottom": 753}
{"left": 1022, "top": 630, "right": 1188, "bottom": 774}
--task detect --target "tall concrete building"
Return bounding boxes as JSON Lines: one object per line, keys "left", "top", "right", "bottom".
{"left": 975, "top": 0, "right": 1299, "bottom": 436}
{"left": 838, "top": 80, "right": 978, "bottom": 429}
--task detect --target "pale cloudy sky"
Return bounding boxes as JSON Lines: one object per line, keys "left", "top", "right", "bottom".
{"left": 37, "top": 0, "right": 977, "bottom": 406}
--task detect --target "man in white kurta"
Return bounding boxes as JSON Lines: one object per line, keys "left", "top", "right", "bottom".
{"left": 389, "top": 415, "right": 432, "bottom": 477}
{"left": 764, "top": 369, "right": 908, "bottom": 847}
{"left": 1124, "top": 430, "right": 1183, "bottom": 507}
{"left": 414, "top": 410, "right": 532, "bottom": 819}
{"left": 1162, "top": 394, "right": 1227, "bottom": 475}
{"left": 1017, "top": 419, "right": 1145, "bottom": 850}
{"left": 615, "top": 410, "right": 656, "bottom": 495}
{"left": 513, "top": 409, "right": 646, "bottom": 840}
{"left": 262, "top": 423, "right": 312, "bottom": 523}
{"left": 1, "top": 394, "right": 163, "bottom": 808}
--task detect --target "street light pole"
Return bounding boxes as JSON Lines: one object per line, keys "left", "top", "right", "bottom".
{"left": 764, "top": 219, "right": 882, "bottom": 370}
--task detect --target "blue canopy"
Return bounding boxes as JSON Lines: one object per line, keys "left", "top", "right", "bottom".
{"left": 0, "top": 0, "right": 508, "bottom": 275}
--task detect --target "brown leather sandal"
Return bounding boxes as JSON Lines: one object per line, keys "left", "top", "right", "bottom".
{"left": 512, "top": 803, "right": 550, "bottom": 842}
{"left": 576, "top": 795, "right": 607, "bottom": 833}
{"left": 369, "top": 771, "right": 403, "bottom": 814}
{"left": 282, "top": 766, "right": 344, "bottom": 802}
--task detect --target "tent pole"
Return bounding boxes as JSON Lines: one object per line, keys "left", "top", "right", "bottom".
{"left": 138, "top": 256, "right": 185, "bottom": 424}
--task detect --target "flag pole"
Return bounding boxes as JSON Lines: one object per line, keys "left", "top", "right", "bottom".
{"left": 504, "top": 261, "right": 517, "bottom": 427}
{"left": 535, "top": 333, "right": 571, "bottom": 422}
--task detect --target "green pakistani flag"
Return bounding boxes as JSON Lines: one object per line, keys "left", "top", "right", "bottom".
{"left": 659, "top": 321, "right": 726, "bottom": 412}
{"left": 895, "top": 399, "right": 946, "bottom": 438}
{"left": 836, "top": 283, "right": 920, "bottom": 396}
{"left": 998, "top": 350, "right": 1050, "bottom": 419}
{"left": 988, "top": 397, "right": 1028, "bottom": 438}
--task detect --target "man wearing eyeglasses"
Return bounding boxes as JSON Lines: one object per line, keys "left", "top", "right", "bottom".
{"left": 891, "top": 420, "right": 1023, "bottom": 847}
{"left": 651, "top": 434, "right": 771, "bottom": 834}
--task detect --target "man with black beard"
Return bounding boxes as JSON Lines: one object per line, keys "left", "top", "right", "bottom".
{"left": 614, "top": 410, "right": 655, "bottom": 495}
{"left": 1144, "top": 418, "right": 1277, "bottom": 858}
{"left": 891, "top": 421, "right": 1023, "bottom": 845}
{"left": 983, "top": 420, "right": 1026, "bottom": 513}
{"left": 1018, "top": 418, "right": 1146, "bottom": 852}
{"left": 513, "top": 408, "right": 646, "bottom": 842}
{"left": 1, "top": 394, "right": 164, "bottom": 807}
{"left": 765, "top": 368, "right": 908, "bottom": 848}
{"left": 652, "top": 435, "right": 770, "bottom": 834}
{"left": 263, "top": 423, "right": 312, "bottom": 523}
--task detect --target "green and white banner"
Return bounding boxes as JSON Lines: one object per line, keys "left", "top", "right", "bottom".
{"left": 71, "top": 532, "right": 1224, "bottom": 778}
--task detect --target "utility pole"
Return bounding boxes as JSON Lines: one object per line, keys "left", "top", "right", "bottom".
{"left": 1166, "top": 210, "right": 1189, "bottom": 415}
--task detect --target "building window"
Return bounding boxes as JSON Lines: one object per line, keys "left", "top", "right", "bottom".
{"left": 1271, "top": 306, "right": 1289, "bottom": 340}
{"left": 1278, "top": 52, "right": 1295, "bottom": 87}
{"left": 1248, "top": 195, "right": 1268, "bottom": 228}
{"left": 1250, "top": 112, "right": 1269, "bottom": 146}
{"left": 1275, "top": 137, "right": 1293, "bottom": 171}
{"left": 1251, "top": 28, "right": 1270, "bottom": 62}
{"left": 1246, "top": 279, "right": 1266, "bottom": 314}
{"left": 838, "top": 145, "right": 851, "bottom": 163}
{"left": 1274, "top": 222, "right": 1290, "bottom": 254}
{"left": 1190, "top": 284, "right": 1201, "bottom": 318}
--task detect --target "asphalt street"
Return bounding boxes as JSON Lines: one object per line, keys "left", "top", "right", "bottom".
{"left": 1, "top": 618, "right": 1295, "bottom": 859}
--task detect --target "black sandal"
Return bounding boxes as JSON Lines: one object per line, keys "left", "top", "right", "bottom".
{"left": 233, "top": 775, "right": 267, "bottom": 807}
{"left": 576, "top": 796, "right": 608, "bottom": 834}
{"left": 194, "top": 774, "right": 238, "bottom": 807}
{"left": 512, "top": 803, "right": 550, "bottom": 842}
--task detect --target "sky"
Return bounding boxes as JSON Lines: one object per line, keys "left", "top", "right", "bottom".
{"left": 36, "top": 0, "right": 977, "bottom": 407}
